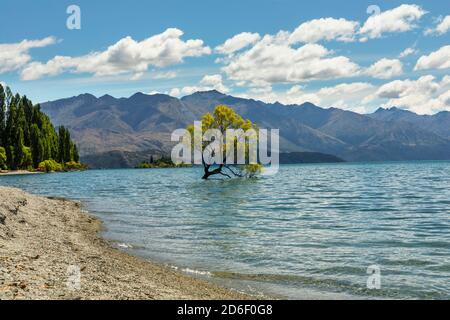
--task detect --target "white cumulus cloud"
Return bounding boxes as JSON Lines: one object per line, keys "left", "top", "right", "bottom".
{"left": 222, "top": 36, "right": 360, "bottom": 86}
{"left": 169, "top": 74, "right": 229, "bottom": 97}
{"left": 238, "top": 82, "right": 375, "bottom": 113}
{"left": 399, "top": 47, "right": 418, "bottom": 58}
{"left": 0, "top": 37, "right": 56, "bottom": 74}
{"left": 289, "top": 18, "right": 360, "bottom": 43}
{"left": 237, "top": 85, "right": 321, "bottom": 106}
{"left": 20, "top": 29, "right": 210, "bottom": 81}
{"left": 368, "top": 75, "right": 450, "bottom": 114}
{"left": 366, "top": 58, "right": 403, "bottom": 79}
{"left": 359, "top": 4, "right": 426, "bottom": 40}
{"left": 425, "top": 15, "right": 450, "bottom": 35}
{"left": 215, "top": 32, "right": 261, "bottom": 55}
{"left": 152, "top": 71, "right": 177, "bottom": 79}
{"left": 415, "top": 45, "right": 450, "bottom": 70}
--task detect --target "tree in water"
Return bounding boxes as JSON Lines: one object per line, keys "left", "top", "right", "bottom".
{"left": 185, "top": 105, "right": 262, "bottom": 180}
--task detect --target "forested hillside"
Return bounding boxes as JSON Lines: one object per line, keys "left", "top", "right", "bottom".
{"left": 0, "top": 84, "right": 80, "bottom": 171}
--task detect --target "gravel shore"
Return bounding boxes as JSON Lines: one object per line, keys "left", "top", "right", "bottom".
{"left": 0, "top": 186, "right": 249, "bottom": 300}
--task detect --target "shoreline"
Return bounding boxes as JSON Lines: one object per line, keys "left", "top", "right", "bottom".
{"left": 0, "top": 186, "right": 253, "bottom": 300}
{"left": 0, "top": 170, "right": 43, "bottom": 176}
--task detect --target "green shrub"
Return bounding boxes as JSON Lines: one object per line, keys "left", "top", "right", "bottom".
{"left": 136, "top": 157, "right": 191, "bottom": 169}
{"left": 38, "top": 160, "right": 63, "bottom": 173}
{"left": 64, "top": 161, "right": 86, "bottom": 171}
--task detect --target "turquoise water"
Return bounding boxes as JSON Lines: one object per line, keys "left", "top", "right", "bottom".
{"left": 1, "top": 162, "right": 449, "bottom": 299}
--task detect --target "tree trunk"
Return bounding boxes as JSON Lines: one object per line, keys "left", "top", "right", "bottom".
{"left": 202, "top": 164, "right": 224, "bottom": 180}
{"left": 202, "top": 163, "right": 210, "bottom": 179}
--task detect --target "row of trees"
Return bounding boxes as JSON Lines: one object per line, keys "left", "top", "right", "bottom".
{"left": 0, "top": 84, "right": 79, "bottom": 171}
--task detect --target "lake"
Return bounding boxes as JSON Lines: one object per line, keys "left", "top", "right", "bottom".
{"left": 1, "top": 162, "right": 449, "bottom": 299}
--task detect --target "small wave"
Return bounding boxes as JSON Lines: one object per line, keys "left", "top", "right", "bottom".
{"left": 181, "top": 267, "right": 212, "bottom": 277}
{"left": 116, "top": 242, "right": 133, "bottom": 249}
{"left": 210, "top": 271, "right": 400, "bottom": 299}
{"left": 167, "top": 265, "right": 212, "bottom": 276}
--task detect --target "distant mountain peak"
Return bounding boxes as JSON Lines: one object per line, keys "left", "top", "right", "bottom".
{"left": 299, "top": 102, "right": 320, "bottom": 108}
{"left": 100, "top": 94, "right": 114, "bottom": 99}
{"left": 200, "top": 89, "right": 224, "bottom": 95}
{"left": 98, "top": 94, "right": 117, "bottom": 102}
{"left": 387, "top": 106, "right": 403, "bottom": 112}
{"left": 284, "top": 101, "right": 324, "bottom": 111}
{"left": 374, "top": 106, "right": 414, "bottom": 115}
{"left": 125, "top": 91, "right": 178, "bottom": 106}
{"left": 129, "top": 92, "right": 147, "bottom": 98}
{"left": 76, "top": 93, "right": 96, "bottom": 99}
{"left": 184, "top": 89, "right": 227, "bottom": 99}
{"left": 128, "top": 92, "right": 157, "bottom": 103}
{"left": 374, "top": 107, "right": 387, "bottom": 113}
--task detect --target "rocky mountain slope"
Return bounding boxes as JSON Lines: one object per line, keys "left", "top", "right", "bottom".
{"left": 41, "top": 90, "right": 450, "bottom": 163}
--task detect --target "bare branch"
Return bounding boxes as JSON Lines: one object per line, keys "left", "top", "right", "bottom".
{"left": 224, "top": 165, "right": 244, "bottom": 177}
{"left": 218, "top": 171, "right": 232, "bottom": 179}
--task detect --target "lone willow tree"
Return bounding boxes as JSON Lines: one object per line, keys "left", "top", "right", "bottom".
{"left": 172, "top": 105, "right": 264, "bottom": 180}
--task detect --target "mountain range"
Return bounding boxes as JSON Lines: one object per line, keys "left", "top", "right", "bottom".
{"left": 41, "top": 90, "right": 450, "bottom": 166}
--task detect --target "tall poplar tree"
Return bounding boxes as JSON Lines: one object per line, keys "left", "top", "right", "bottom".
{"left": 0, "top": 86, "right": 81, "bottom": 170}
{"left": 0, "top": 84, "right": 6, "bottom": 147}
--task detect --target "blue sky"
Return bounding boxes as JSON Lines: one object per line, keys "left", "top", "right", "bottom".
{"left": 0, "top": 0, "right": 449, "bottom": 114}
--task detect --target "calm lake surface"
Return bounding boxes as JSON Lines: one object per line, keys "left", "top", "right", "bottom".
{"left": 1, "top": 162, "right": 449, "bottom": 299}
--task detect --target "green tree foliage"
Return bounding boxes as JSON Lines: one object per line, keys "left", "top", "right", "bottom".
{"left": 72, "top": 143, "right": 79, "bottom": 163}
{"left": 0, "top": 146, "right": 6, "bottom": 170}
{"left": 38, "top": 159, "right": 63, "bottom": 173}
{"left": 30, "top": 124, "right": 44, "bottom": 167}
{"left": 64, "top": 161, "right": 87, "bottom": 171}
{"left": 58, "top": 126, "right": 77, "bottom": 164}
{"left": 58, "top": 126, "right": 67, "bottom": 163}
{"left": 0, "top": 84, "right": 6, "bottom": 147}
{"left": 137, "top": 156, "right": 191, "bottom": 169}
{"left": 13, "top": 128, "right": 25, "bottom": 170}
{"left": 186, "top": 105, "right": 262, "bottom": 179}
{"left": 22, "top": 146, "right": 33, "bottom": 169}
{"left": 0, "top": 86, "right": 81, "bottom": 171}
